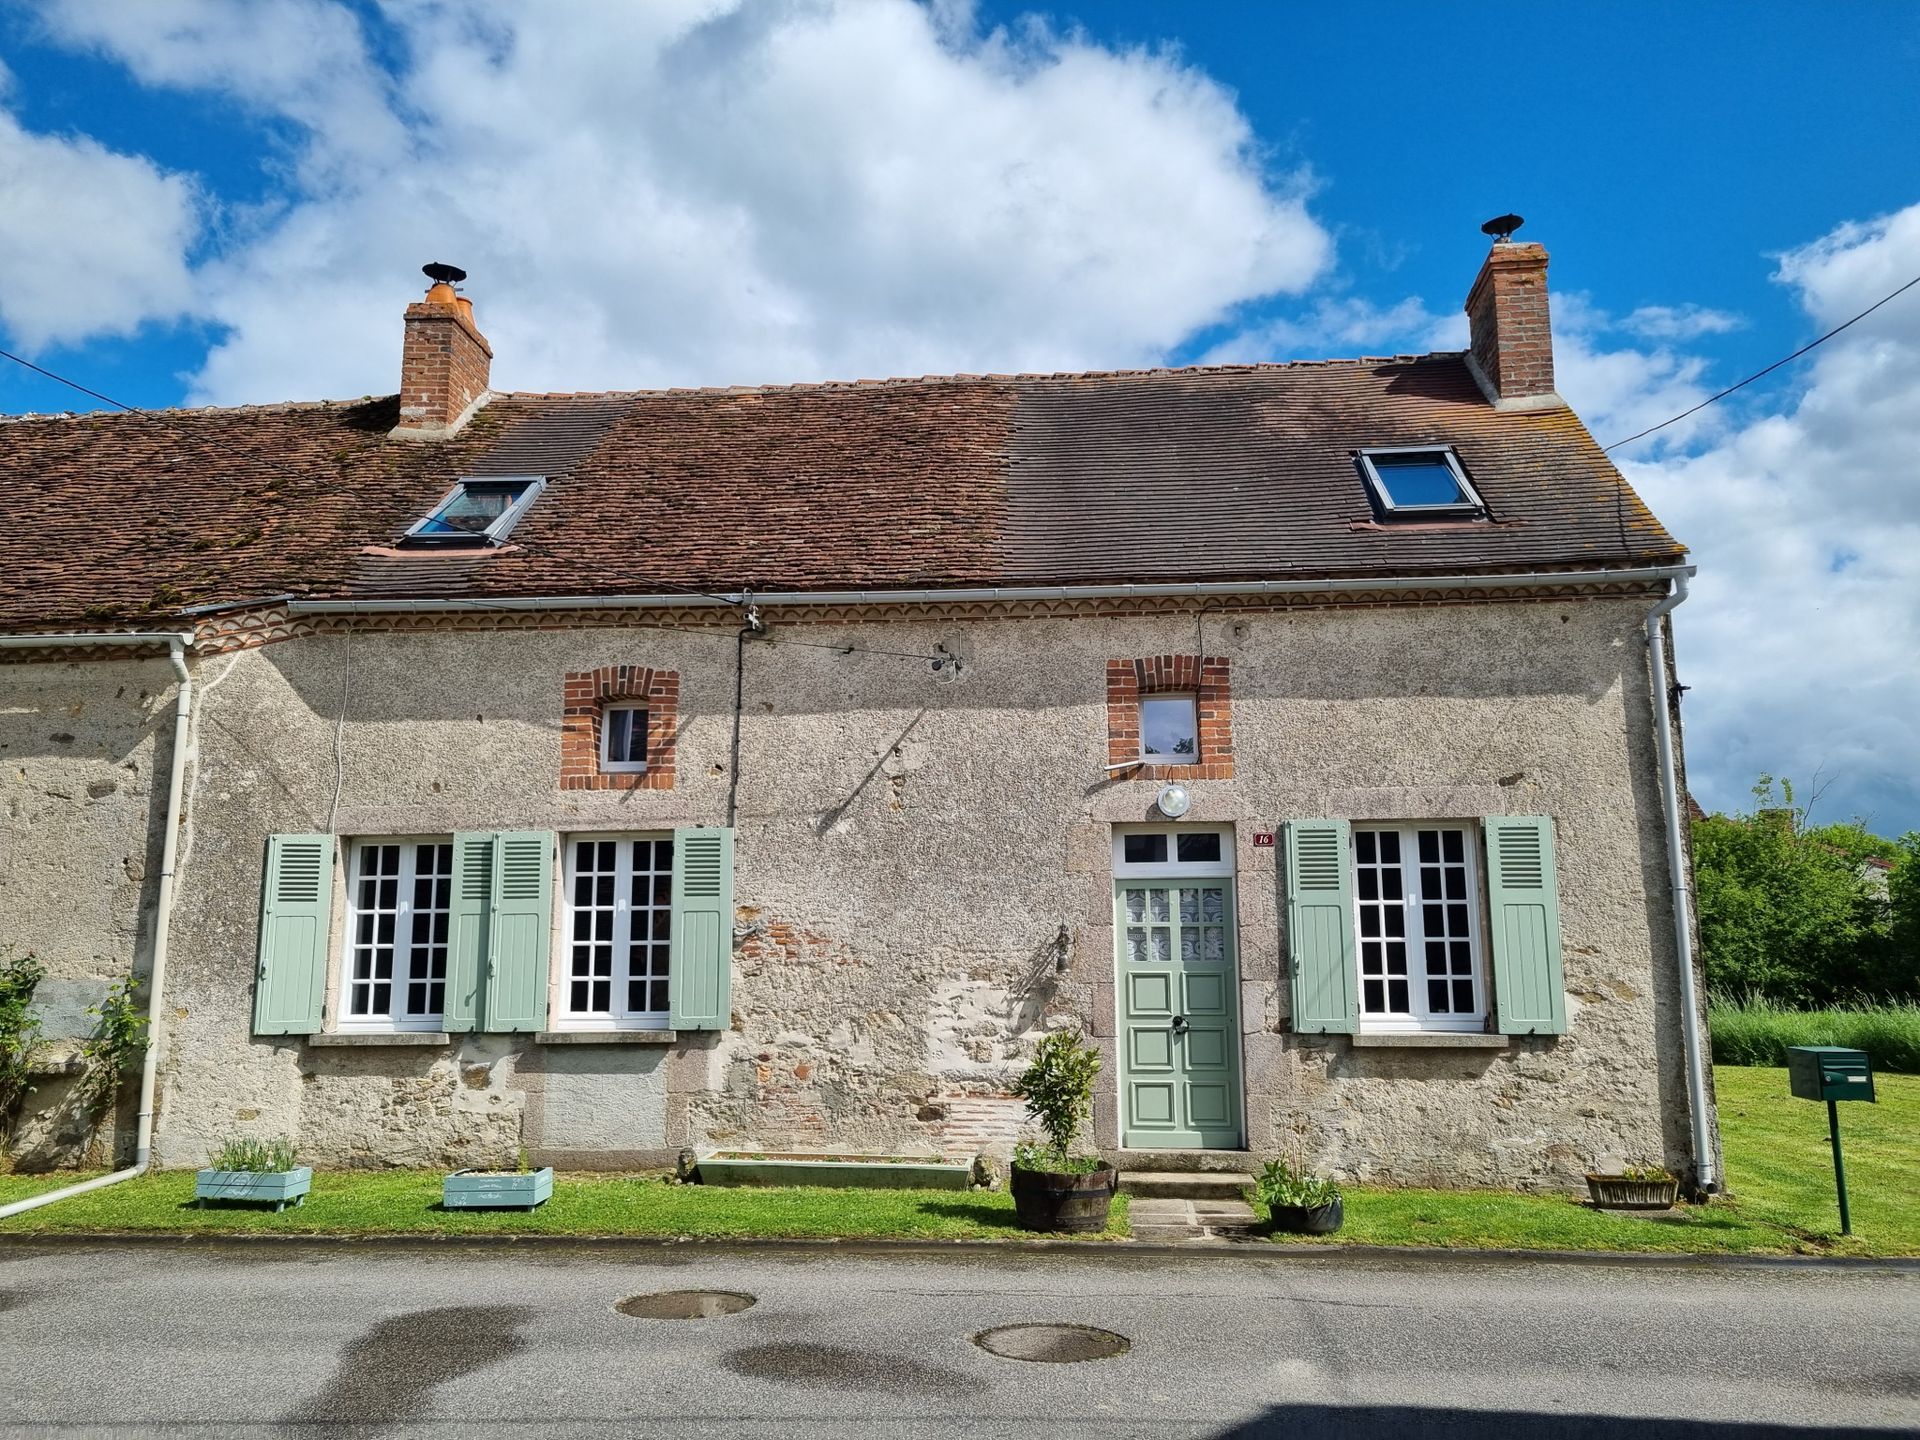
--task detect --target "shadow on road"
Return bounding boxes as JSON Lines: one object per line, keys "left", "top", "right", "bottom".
{"left": 285, "top": 1304, "right": 534, "bottom": 1427}
{"left": 1210, "top": 1404, "right": 1909, "bottom": 1439}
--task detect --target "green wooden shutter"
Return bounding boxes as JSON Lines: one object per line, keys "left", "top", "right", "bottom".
{"left": 481, "top": 831, "right": 553, "bottom": 1032}
{"left": 1284, "top": 819, "right": 1357, "bottom": 1035}
{"left": 1484, "top": 816, "right": 1568, "bottom": 1035}
{"left": 444, "top": 832, "right": 493, "bottom": 1033}
{"left": 669, "top": 827, "right": 734, "bottom": 1031}
{"left": 253, "top": 833, "right": 334, "bottom": 1035}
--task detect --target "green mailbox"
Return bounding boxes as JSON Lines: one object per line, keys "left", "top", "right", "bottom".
{"left": 1787, "top": 1046, "right": 1875, "bottom": 1103}
{"left": 1785, "top": 1045, "right": 1876, "bottom": 1234}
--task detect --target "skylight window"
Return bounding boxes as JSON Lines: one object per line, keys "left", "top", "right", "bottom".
{"left": 1355, "top": 448, "right": 1486, "bottom": 518}
{"left": 404, "top": 476, "right": 545, "bottom": 546}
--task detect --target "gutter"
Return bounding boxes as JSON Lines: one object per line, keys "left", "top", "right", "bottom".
{"left": 0, "top": 632, "right": 194, "bottom": 1219}
{"left": 282, "top": 564, "right": 1695, "bottom": 616}
{"left": 1644, "top": 577, "right": 1716, "bottom": 1192}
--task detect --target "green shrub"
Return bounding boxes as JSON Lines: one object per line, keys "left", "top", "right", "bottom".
{"left": 0, "top": 950, "right": 47, "bottom": 1142}
{"left": 208, "top": 1136, "right": 299, "bottom": 1173}
{"left": 1709, "top": 994, "right": 1920, "bottom": 1073}
{"left": 1011, "top": 1028, "right": 1101, "bottom": 1173}
{"left": 75, "top": 975, "right": 148, "bottom": 1125}
{"left": 1254, "top": 1158, "right": 1339, "bottom": 1210}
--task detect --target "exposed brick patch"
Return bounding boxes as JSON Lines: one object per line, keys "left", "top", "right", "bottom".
{"left": 1105, "top": 654, "right": 1234, "bottom": 780}
{"left": 559, "top": 665, "right": 677, "bottom": 790}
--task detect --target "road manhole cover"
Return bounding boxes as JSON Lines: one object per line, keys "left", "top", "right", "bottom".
{"left": 615, "top": 1290, "right": 756, "bottom": 1319}
{"left": 973, "top": 1323, "right": 1130, "bottom": 1363}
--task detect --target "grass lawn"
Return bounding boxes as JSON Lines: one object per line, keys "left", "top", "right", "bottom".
{"left": 1272, "top": 1066, "right": 1919, "bottom": 1258}
{"left": 2, "top": 1067, "right": 1908, "bottom": 1256}
{"left": 0, "top": 1173, "right": 104, "bottom": 1207}
{"left": 0, "top": 1168, "right": 1129, "bottom": 1242}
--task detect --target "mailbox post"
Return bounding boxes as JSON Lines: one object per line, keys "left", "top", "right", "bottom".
{"left": 1785, "top": 1046, "right": 1876, "bottom": 1235}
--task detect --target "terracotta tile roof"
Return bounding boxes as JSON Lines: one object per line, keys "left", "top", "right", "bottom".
{"left": 0, "top": 354, "right": 1682, "bottom": 631}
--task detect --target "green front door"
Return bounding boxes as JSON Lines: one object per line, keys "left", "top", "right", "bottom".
{"left": 1115, "top": 877, "right": 1243, "bottom": 1148}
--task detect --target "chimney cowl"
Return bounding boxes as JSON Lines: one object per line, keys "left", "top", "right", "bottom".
{"left": 1463, "top": 237, "right": 1558, "bottom": 411}
{"left": 391, "top": 263, "right": 492, "bottom": 441}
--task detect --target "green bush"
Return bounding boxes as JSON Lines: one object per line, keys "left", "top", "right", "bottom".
{"left": 1254, "top": 1158, "right": 1339, "bottom": 1210}
{"left": 0, "top": 949, "right": 46, "bottom": 1143}
{"left": 1011, "top": 1028, "right": 1101, "bottom": 1173}
{"left": 1709, "top": 994, "right": 1920, "bottom": 1073}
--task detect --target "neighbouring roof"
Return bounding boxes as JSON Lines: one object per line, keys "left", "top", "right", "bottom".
{"left": 0, "top": 353, "right": 1683, "bottom": 632}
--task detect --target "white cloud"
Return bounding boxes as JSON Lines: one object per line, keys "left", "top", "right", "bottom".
{"left": 0, "top": 104, "right": 201, "bottom": 349}
{"left": 1590, "top": 204, "right": 1920, "bottom": 835}
{"left": 26, "top": 0, "right": 1332, "bottom": 400}
{"left": 1200, "top": 295, "right": 1459, "bottom": 363}
{"left": 1618, "top": 303, "right": 1745, "bottom": 341}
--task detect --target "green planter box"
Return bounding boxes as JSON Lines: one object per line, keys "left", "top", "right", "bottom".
{"left": 194, "top": 1166, "right": 313, "bottom": 1211}
{"left": 696, "top": 1152, "right": 972, "bottom": 1190}
{"left": 442, "top": 1168, "right": 554, "bottom": 1210}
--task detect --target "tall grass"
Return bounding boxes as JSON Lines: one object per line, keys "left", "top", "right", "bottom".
{"left": 1709, "top": 994, "right": 1920, "bottom": 1073}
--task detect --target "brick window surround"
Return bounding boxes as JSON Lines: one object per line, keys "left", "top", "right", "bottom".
{"left": 561, "top": 666, "right": 678, "bottom": 790}
{"left": 1106, "top": 655, "right": 1234, "bottom": 781}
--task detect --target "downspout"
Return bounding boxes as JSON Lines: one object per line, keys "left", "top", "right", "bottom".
{"left": 1645, "top": 577, "right": 1716, "bottom": 1193}
{"left": 0, "top": 633, "right": 193, "bottom": 1219}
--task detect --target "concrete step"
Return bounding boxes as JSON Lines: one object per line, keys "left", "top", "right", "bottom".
{"left": 1109, "top": 1149, "right": 1260, "bottom": 1174}
{"left": 1119, "top": 1170, "right": 1254, "bottom": 1200}
{"left": 1128, "top": 1195, "right": 1264, "bottom": 1243}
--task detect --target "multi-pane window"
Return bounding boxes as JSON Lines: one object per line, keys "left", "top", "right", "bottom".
{"left": 341, "top": 840, "right": 453, "bottom": 1029}
{"left": 1353, "top": 825, "right": 1484, "bottom": 1030}
{"left": 600, "top": 704, "right": 649, "bottom": 773}
{"left": 563, "top": 837, "right": 673, "bottom": 1026}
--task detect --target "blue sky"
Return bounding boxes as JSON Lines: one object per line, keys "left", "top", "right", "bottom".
{"left": 2, "top": 1, "right": 1917, "bottom": 833}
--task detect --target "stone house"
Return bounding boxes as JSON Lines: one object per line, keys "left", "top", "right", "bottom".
{"left": 0, "top": 235, "right": 1720, "bottom": 1192}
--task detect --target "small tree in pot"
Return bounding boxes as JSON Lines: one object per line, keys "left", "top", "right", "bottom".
{"left": 1009, "top": 1029, "right": 1116, "bottom": 1233}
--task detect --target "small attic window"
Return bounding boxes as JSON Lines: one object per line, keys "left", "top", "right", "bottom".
{"left": 403, "top": 476, "right": 545, "bottom": 547}
{"left": 1355, "top": 448, "right": 1485, "bottom": 519}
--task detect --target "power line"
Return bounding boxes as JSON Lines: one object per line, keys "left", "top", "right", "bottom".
{"left": 0, "top": 346, "right": 144, "bottom": 413}
{"left": 1602, "top": 271, "right": 1920, "bottom": 452}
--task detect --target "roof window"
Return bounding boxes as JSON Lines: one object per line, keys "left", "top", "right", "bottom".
{"left": 1355, "top": 447, "right": 1485, "bottom": 519}
{"left": 403, "top": 476, "right": 545, "bottom": 547}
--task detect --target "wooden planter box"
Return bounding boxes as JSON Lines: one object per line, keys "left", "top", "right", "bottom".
{"left": 1585, "top": 1174, "right": 1680, "bottom": 1210}
{"left": 442, "top": 1168, "right": 554, "bottom": 1210}
{"left": 695, "top": 1152, "right": 972, "bottom": 1190}
{"left": 194, "top": 1166, "right": 312, "bottom": 1211}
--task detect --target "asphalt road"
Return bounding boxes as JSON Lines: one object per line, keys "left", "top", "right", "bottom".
{"left": 0, "top": 1241, "right": 1914, "bottom": 1438}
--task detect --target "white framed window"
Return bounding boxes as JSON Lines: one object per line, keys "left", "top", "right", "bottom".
{"left": 1139, "top": 693, "right": 1199, "bottom": 765}
{"left": 1353, "top": 824, "right": 1485, "bottom": 1031}
{"left": 1354, "top": 446, "right": 1486, "bottom": 518}
{"left": 600, "top": 704, "right": 649, "bottom": 774}
{"left": 1113, "top": 825, "right": 1235, "bottom": 878}
{"left": 339, "top": 838, "right": 453, "bottom": 1031}
{"left": 560, "top": 835, "right": 673, "bottom": 1028}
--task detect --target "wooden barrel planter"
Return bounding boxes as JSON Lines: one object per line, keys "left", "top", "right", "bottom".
{"left": 1010, "top": 1163, "right": 1117, "bottom": 1233}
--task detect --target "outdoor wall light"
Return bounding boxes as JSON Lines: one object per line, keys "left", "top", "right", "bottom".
{"left": 1155, "top": 782, "right": 1192, "bottom": 818}
{"left": 1055, "top": 922, "right": 1071, "bottom": 972}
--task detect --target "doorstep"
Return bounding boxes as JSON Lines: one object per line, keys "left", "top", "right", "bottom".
{"left": 1127, "top": 1196, "right": 1263, "bottom": 1244}
{"left": 1119, "top": 1170, "right": 1255, "bottom": 1201}
{"left": 1108, "top": 1149, "right": 1260, "bottom": 1174}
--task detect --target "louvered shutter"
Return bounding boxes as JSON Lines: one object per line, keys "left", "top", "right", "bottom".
{"left": 481, "top": 831, "right": 553, "bottom": 1032}
{"left": 253, "top": 833, "right": 335, "bottom": 1035}
{"left": 445, "top": 832, "right": 493, "bottom": 1032}
{"left": 1284, "top": 819, "right": 1357, "bottom": 1034}
{"left": 669, "top": 827, "right": 734, "bottom": 1031}
{"left": 1484, "top": 816, "right": 1568, "bottom": 1035}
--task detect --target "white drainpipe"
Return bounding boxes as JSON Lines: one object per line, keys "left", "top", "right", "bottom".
{"left": 0, "top": 632, "right": 193, "bottom": 1219}
{"left": 1644, "top": 578, "right": 1716, "bottom": 1192}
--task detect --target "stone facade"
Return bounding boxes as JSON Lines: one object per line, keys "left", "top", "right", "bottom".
{"left": 0, "top": 595, "right": 1715, "bottom": 1190}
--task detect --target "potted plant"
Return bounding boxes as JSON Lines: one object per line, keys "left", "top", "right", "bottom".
{"left": 442, "top": 1145, "right": 554, "bottom": 1210}
{"left": 1256, "top": 1158, "right": 1344, "bottom": 1235}
{"left": 1585, "top": 1163, "right": 1679, "bottom": 1211}
{"left": 1008, "top": 1029, "right": 1115, "bottom": 1233}
{"left": 195, "top": 1136, "right": 311, "bottom": 1211}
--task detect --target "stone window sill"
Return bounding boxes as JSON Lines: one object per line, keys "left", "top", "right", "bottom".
{"left": 1351, "top": 1032, "right": 1511, "bottom": 1049}
{"left": 309, "top": 1032, "right": 452, "bottom": 1047}
{"left": 536, "top": 1030, "right": 677, "bottom": 1045}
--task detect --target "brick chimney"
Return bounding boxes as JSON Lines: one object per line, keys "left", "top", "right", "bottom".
{"left": 391, "top": 267, "right": 492, "bottom": 439}
{"left": 1464, "top": 239, "right": 1557, "bottom": 409}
